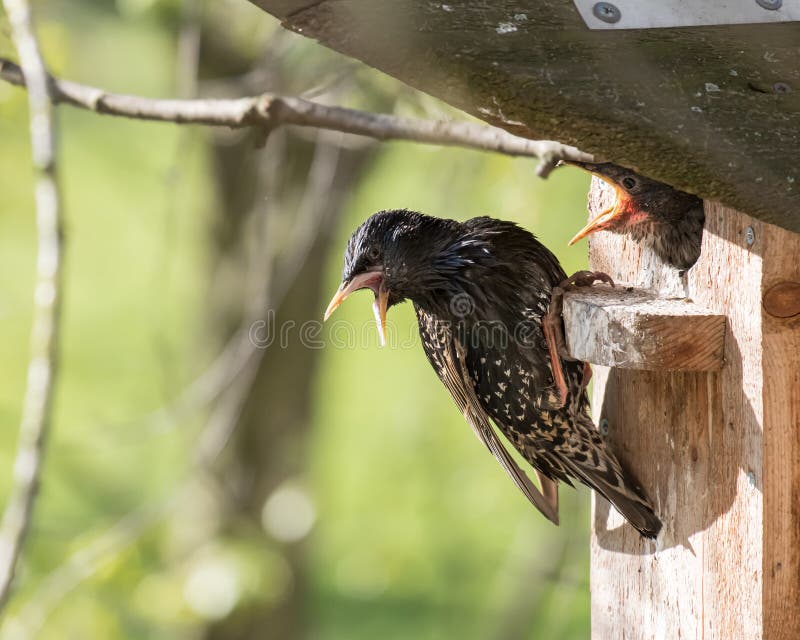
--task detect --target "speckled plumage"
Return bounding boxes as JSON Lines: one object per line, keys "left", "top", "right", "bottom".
{"left": 331, "top": 209, "right": 662, "bottom": 538}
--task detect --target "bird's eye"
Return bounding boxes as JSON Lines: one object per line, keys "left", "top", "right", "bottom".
{"left": 367, "top": 245, "right": 381, "bottom": 261}
{"left": 621, "top": 176, "right": 637, "bottom": 190}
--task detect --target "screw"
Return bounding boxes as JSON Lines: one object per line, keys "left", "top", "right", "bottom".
{"left": 745, "top": 226, "right": 755, "bottom": 245}
{"left": 747, "top": 471, "right": 756, "bottom": 487}
{"left": 773, "top": 82, "right": 792, "bottom": 93}
{"left": 756, "top": 0, "right": 782, "bottom": 9}
{"left": 592, "top": 2, "right": 621, "bottom": 23}
{"left": 599, "top": 418, "right": 610, "bottom": 435}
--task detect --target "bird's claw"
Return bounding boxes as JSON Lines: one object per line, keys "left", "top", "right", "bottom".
{"left": 558, "top": 270, "right": 614, "bottom": 290}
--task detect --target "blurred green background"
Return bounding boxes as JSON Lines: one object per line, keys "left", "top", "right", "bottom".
{"left": 0, "top": 1, "right": 593, "bottom": 638}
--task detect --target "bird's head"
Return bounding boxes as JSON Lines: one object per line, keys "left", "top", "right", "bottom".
{"left": 566, "top": 162, "right": 705, "bottom": 269}
{"left": 567, "top": 162, "right": 669, "bottom": 244}
{"left": 324, "top": 209, "right": 464, "bottom": 345}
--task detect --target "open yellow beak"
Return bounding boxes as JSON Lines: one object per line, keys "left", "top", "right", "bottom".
{"left": 568, "top": 170, "right": 627, "bottom": 245}
{"left": 323, "top": 270, "right": 390, "bottom": 347}
{"left": 568, "top": 201, "right": 621, "bottom": 246}
{"left": 370, "top": 287, "right": 389, "bottom": 347}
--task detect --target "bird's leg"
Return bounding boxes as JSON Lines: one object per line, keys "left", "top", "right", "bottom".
{"left": 543, "top": 270, "right": 614, "bottom": 407}
{"left": 581, "top": 361, "right": 593, "bottom": 389}
{"left": 542, "top": 296, "right": 570, "bottom": 407}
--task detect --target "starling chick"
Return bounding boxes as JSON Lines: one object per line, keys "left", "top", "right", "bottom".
{"left": 567, "top": 162, "right": 705, "bottom": 270}
{"left": 325, "top": 209, "right": 662, "bottom": 538}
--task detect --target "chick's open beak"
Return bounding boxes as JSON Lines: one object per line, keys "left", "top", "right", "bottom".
{"left": 568, "top": 198, "right": 623, "bottom": 245}
{"left": 323, "top": 270, "right": 390, "bottom": 347}
{"left": 567, "top": 165, "right": 625, "bottom": 246}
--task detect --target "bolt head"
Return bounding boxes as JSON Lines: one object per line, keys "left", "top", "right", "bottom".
{"left": 745, "top": 226, "right": 756, "bottom": 245}
{"left": 592, "top": 2, "right": 621, "bottom": 24}
{"left": 756, "top": 0, "right": 782, "bottom": 10}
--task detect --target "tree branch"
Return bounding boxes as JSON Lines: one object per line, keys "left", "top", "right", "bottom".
{"left": 0, "top": 58, "right": 595, "bottom": 177}
{"left": 0, "top": 1, "right": 64, "bottom": 613}
{"left": 4, "top": 127, "right": 311, "bottom": 632}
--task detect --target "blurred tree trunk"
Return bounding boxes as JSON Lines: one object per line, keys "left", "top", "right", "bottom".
{"left": 207, "top": 133, "right": 366, "bottom": 640}
{"left": 193, "top": 27, "right": 376, "bottom": 640}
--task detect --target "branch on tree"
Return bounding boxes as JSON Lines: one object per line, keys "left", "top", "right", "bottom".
{"left": 0, "top": 58, "right": 595, "bottom": 177}
{"left": 0, "top": 1, "right": 64, "bottom": 613}
{"left": 4, "top": 132, "right": 320, "bottom": 633}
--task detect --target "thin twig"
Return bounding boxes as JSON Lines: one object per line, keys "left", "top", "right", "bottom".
{"left": 5, "top": 133, "right": 285, "bottom": 638}
{"left": 5, "top": 493, "right": 179, "bottom": 637}
{"left": 3, "top": 326, "right": 261, "bottom": 636}
{"left": 0, "top": 0, "right": 64, "bottom": 612}
{"left": 175, "top": 0, "right": 203, "bottom": 100}
{"left": 3, "top": 325, "right": 262, "bottom": 637}
{"left": 0, "top": 58, "right": 594, "bottom": 174}
{"left": 5, "top": 122, "right": 346, "bottom": 634}
{"left": 274, "top": 136, "right": 342, "bottom": 305}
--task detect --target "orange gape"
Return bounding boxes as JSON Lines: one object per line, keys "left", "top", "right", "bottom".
{"left": 565, "top": 160, "right": 705, "bottom": 270}
{"left": 569, "top": 176, "right": 640, "bottom": 244}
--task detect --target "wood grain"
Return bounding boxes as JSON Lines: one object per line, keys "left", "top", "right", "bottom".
{"left": 562, "top": 286, "right": 725, "bottom": 371}
{"left": 762, "top": 282, "right": 800, "bottom": 319}
{"left": 759, "top": 217, "right": 800, "bottom": 640}
{"left": 587, "top": 183, "right": 800, "bottom": 638}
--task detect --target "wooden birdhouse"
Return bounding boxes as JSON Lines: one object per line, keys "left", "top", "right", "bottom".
{"left": 246, "top": 1, "right": 800, "bottom": 636}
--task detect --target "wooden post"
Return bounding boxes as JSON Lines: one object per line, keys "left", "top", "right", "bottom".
{"left": 574, "top": 178, "right": 800, "bottom": 639}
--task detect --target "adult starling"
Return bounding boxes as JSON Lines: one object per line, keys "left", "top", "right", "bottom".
{"left": 324, "top": 209, "right": 662, "bottom": 538}
{"left": 567, "top": 162, "right": 705, "bottom": 270}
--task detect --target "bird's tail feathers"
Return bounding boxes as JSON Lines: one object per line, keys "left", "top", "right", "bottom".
{"left": 577, "top": 464, "right": 662, "bottom": 539}
{"left": 560, "top": 432, "right": 662, "bottom": 539}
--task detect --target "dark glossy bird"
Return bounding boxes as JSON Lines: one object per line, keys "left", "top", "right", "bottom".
{"left": 567, "top": 162, "right": 705, "bottom": 270}
{"left": 324, "top": 209, "right": 662, "bottom": 538}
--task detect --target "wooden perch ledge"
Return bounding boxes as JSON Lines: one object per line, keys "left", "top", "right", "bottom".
{"left": 562, "top": 286, "right": 726, "bottom": 372}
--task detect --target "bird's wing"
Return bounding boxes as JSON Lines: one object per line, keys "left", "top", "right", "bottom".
{"left": 420, "top": 313, "right": 559, "bottom": 525}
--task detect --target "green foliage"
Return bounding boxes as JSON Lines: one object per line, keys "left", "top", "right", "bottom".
{"left": 0, "top": 2, "right": 593, "bottom": 638}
